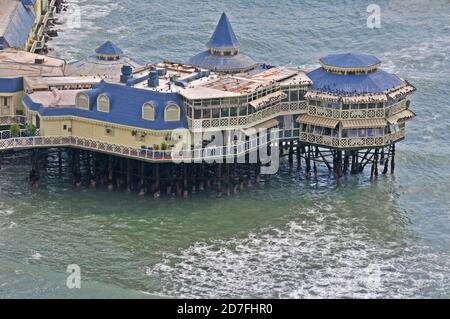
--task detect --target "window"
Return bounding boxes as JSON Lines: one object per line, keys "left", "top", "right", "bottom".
{"left": 289, "top": 89, "right": 299, "bottom": 102}
{"left": 1, "top": 96, "right": 10, "bottom": 115}
{"left": 230, "top": 107, "right": 237, "bottom": 117}
{"left": 238, "top": 106, "right": 247, "bottom": 116}
{"left": 358, "top": 128, "right": 367, "bottom": 137}
{"left": 97, "top": 94, "right": 110, "bottom": 112}
{"left": 212, "top": 108, "right": 220, "bottom": 118}
{"left": 220, "top": 108, "right": 229, "bottom": 118}
{"left": 76, "top": 92, "right": 89, "bottom": 110}
{"left": 142, "top": 102, "right": 155, "bottom": 120}
{"left": 164, "top": 103, "right": 180, "bottom": 121}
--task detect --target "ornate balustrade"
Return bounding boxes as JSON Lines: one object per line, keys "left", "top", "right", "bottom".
{"left": 191, "top": 101, "right": 307, "bottom": 131}
{"left": 0, "top": 130, "right": 280, "bottom": 162}
{"left": 299, "top": 128, "right": 405, "bottom": 149}
{"left": 307, "top": 99, "right": 408, "bottom": 120}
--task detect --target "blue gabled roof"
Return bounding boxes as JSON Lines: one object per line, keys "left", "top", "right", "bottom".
{"left": 206, "top": 13, "right": 240, "bottom": 50}
{"left": 320, "top": 53, "right": 381, "bottom": 68}
{"left": 95, "top": 41, "right": 123, "bottom": 56}
{"left": 189, "top": 50, "right": 256, "bottom": 72}
{"left": 1, "top": 2, "right": 35, "bottom": 49}
{"left": 307, "top": 67, "right": 403, "bottom": 94}
{"left": 24, "top": 82, "right": 188, "bottom": 131}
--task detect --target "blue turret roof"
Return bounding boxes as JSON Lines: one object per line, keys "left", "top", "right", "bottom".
{"left": 206, "top": 13, "right": 240, "bottom": 50}
{"left": 320, "top": 53, "right": 381, "bottom": 68}
{"left": 95, "top": 41, "right": 123, "bottom": 56}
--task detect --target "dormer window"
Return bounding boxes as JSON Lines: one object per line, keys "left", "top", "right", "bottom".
{"left": 142, "top": 102, "right": 155, "bottom": 121}
{"left": 97, "top": 94, "right": 110, "bottom": 112}
{"left": 164, "top": 103, "right": 180, "bottom": 122}
{"left": 75, "top": 92, "right": 89, "bottom": 110}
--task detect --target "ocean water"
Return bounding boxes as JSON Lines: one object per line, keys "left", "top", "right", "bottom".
{"left": 1, "top": 0, "right": 450, "bottom": 298}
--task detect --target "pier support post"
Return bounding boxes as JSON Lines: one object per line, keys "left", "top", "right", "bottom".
{"left": 391, "top": 144, "right": 396, "bottom": 174}
{"left": 126, "top": 159, "right": 132, "bottom": 192}
{"left": 107, "top": 156, "right": 114, "bottom": 191}
{"left": 154, "top": 163, "right": 160, "bottom": 198}
{"left": 29, "top": 149, "right": 40, "bottom": 188}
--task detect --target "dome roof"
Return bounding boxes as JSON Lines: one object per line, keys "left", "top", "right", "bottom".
{"left": 206, "top": 12, "right": 240, "bottom": 50}
{"left": 307, "top": 67, "right": 404, "bottom": 95}
{"left": 95, "top": 41, "right": 123, "bottom": 56}
{"left": 320, "top": 53, "right": 381, "bottom": 69}
{"left": 189, "top": 50, "right": 256, "bottom": 73}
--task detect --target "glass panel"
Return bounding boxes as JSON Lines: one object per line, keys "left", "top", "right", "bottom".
{"left": 221, "top": 108, "right": 229, "bottom": 117}
{"left": 203, "top": 109, "right": 211, "bottom": 119}
{"left": 348, "top": 129, "right": 358, "bottom": 137}
{"left": 230, "top": 107, "right": 237, "bottom": 117}
{"left": 238, "top": 106, "right": 247, "bottom": 116}
{"left": 212, "top": 109, "right": 220, "bottom": 118}
{"left": 358, "top": 128, "right": 367, "bottom": 137}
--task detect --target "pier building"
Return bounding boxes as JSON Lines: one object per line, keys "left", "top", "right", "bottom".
{"left": 0, "top": 12, "right": 416, "bottom": 195}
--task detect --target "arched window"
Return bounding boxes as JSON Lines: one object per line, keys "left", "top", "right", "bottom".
{"left": 97, "top": 94, "right": 110, "bottom": 113}
{"left": 164, "top": 103, "right": 180, "bottom": 122}
{"left": 75, "top": 92, "right": 89, "bottom": 110}
{"left": 142, "top": 102, "right": 155, "bottom": 121}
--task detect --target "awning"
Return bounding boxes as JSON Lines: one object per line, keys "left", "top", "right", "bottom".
{"left": 341, "top": 93, "right": 387, "bottom": 104}
{"left": 387, "top": 109, "right": 416, "bottom": 125}
{"left": 304, "top": 91, "right": 340, "bottom": 103}
{"left": 243, "top": 119, "right": 279, "bottom": 136}
{"left": 249, "top": 92, "right": 287, "bottom": 109}
{"left": 341, "top": 118, "right": 387, "bottom": 129}
{"left": 387, "top": 85, "right": 416, "bottom": 99}
{"left": 296, "top": 114, "right": 339, "bottom": 128}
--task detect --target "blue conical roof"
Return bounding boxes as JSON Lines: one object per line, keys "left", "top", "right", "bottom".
{"left": 95, "top": 41, "right": 123, "bottom": 56}
{"left": 206, "top": 13, "right": 240, "bottom": 50}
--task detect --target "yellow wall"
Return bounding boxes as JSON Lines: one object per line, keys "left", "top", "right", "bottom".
{"left": 0, "top": 91, "right": 25, "bottom": 116}
{"left": 39, "top": 117, "right": 171, "bottom": 149}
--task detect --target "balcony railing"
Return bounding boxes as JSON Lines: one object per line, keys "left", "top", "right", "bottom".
{"left": 190, "top": 101, "right": 307, "bottom": 131}
{"left": 307, "top": 99, "right": 408, "bottom": 120}
{"left": 299, "top": 128, "right": 405, "bottom": 149}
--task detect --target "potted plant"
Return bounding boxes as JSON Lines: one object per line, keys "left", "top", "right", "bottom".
{"left": 10, "top": 123, "right": 20, "bottom": 138}
{"left": 26, "top": 124, "right": 37, "bottom": 136}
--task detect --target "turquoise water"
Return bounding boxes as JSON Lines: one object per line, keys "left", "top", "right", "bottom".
{"left": 1, "top": 0, "right": 450, "bottom": 298}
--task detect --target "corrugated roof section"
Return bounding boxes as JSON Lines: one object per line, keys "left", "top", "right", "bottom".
{"left": 387, "top": 109, "right": 416, "bottom": 125}
{"left": 296, "top": 115, "right": 339, "bottom": 128}
{"left": 2, "top": 2, "right": 35, "bottom": 49}
{"left": 341, "top": 118, "right": 387, "bottom": 129}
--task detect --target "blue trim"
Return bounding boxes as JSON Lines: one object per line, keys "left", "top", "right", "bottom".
{"left": 320, "top": 53, "right": 381, "bottom": 68}
{"left": 0, "top": 77, "right": 24, "bottom": 93}
{"left": 24, "top": 82, "right": 188, "bottom": 131}
{"left": 206, "top": 13, "right": 240, "bottom": 49}
{"left": 307, "top": 67, "right": 403, "bottom": 94}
